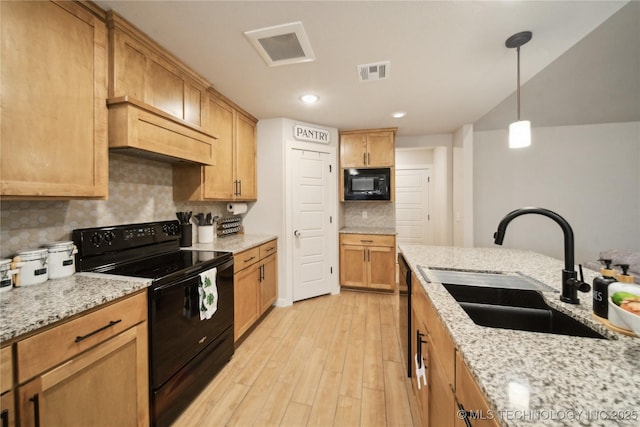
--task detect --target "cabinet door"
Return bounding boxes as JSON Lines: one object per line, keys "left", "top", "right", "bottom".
{"left": 234, "top": 265, "right": 260, "bottom": 341}
{"left": 17, "top": 324, "right": 148, "bottom": 427}
{"left": 1, "top": 391, "right": 15, "bottom": 427}
{"left": 429, "top": 357, "right": 455, "bottom": 427}
{"left": 203, "top": 96, "right": 235, "bottom": 199}
{"left": 340, "top": 133, "right": 368, "bottom": 167}
{"left": 339, "top": 245, "right": 367, "bottom": 287}
{"left": 1, "top": 1, "right": 108, "bottom": 199}
{"left": 368, "top": 246, "right": 396, "bottom": 291}
{"left": 234, "top": 112, "right": 257, "bottom": 200}
{"left": 366, "top": 131, "right": 395, "bottom": 167}
{"left": 259, "top": 253, "right": 278, "bottom": 314}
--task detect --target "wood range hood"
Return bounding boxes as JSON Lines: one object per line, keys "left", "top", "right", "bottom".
{"left": 106, "top": 10, "right": 217, "bottom": 166}
{"left": 107, "top": 96, "right": 217, "bottom": 165}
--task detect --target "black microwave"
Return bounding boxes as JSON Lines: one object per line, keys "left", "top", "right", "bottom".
{"left": 344, "top": 168, "right": 391, "bottom": 201}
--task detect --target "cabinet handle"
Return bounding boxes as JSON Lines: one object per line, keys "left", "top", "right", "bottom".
{"left": 265, "top": 247, "right": 275, "bottom": 252}
{"left": 238, "top": 180, "right": 242, "bottom": 196}
{"left": 457, "top": 402, "right": 473, "bottom": 427}
{"left": 1, "top": 409, "right": 9, "bottom": 427}
{"left": 360, "top": 239, "right": 373, "bottom": 243}
{"left": 367, "top": 152, "right": 370, "bottom": 165}
{"left": 416, "top": 330, "right": 427, "bottom": 360}
{"left": 244, "top": 256, "right": 256, "bottom": 263}
{"left": 75, "top": 319, "right": 122, "bottom": 343}
{"left": 30, "top": 394, "right": 40, "bottom": 427}
{"left": 259, "top": 264, "right": 264, "bottom": 282}
{"left": 363, "top": 153, "right": 367, "bottom": 165}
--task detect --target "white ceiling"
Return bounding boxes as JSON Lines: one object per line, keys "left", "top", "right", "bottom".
{"left": 95, "top": 0, "right": 629, "bottom": 136}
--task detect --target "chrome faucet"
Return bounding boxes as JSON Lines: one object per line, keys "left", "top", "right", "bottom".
{"left": 493, "top": 207, "right": 590, "bottom": 304}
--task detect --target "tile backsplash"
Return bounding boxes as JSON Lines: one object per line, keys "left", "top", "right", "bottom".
{"left": 343, "top": 201, "right": 395, "bottom": 228}
{"left": 0, "top": 153, "right": 228, "bottom": 258}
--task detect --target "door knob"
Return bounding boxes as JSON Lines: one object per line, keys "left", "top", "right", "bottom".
{"left": 294, "top": 230, "right": 301, "bottom": 237}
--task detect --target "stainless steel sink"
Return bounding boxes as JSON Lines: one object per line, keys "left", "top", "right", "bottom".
{"left": 442, "top": 284, "right": 606, "bottom": 339}
{"left": 417, "top": 266, "right": 557, "bottom": 292}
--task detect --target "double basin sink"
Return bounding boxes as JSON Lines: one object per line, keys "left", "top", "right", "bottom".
{"left": 418, "top": 267, "right": 606, "bottom": 339}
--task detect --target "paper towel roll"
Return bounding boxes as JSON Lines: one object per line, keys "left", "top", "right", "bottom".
{"left": 227, "top": 203, "right": 248, "bottom": 214}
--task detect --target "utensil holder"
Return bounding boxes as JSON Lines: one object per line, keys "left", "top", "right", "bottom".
{"left": 197, "top": 225, "right": 214, "bottom": 244}
{"left": 180, "top": 224, "right": 193, "bottom": 247}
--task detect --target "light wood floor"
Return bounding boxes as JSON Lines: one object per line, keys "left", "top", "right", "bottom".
{"left": 172, "top": 290, "right": 421, "bottom": 427}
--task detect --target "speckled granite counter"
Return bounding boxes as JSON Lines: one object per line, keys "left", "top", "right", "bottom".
{"left": 399, "top": 244, "right": 640, "bottom": 427}
{"left": 186, "top": 233, "right": 277, "bottom": 253}
{"left": 0, "top": 234, "right": 276, "bottom": 344}
{"left": 0, "top": 273, "right": 151, "bottom": 343}
{"left": 340, "top": 226, "right": 396, "bottom": 235}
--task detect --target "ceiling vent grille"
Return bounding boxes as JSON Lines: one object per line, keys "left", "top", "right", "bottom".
{"left": 357, "top": 61, "right": 390, "bottom": 82}
{"left": 244, "top": 22, "right": 315, "bottom": 67}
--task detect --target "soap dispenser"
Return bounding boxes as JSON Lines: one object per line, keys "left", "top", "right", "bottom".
{"left": 592, "top": 259, "right": 617, "bottom": 318}
{"left": 615, "top": 264, "right": 635, "bottom": 284}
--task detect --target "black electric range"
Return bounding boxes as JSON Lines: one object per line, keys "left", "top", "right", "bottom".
{"left": 73, "top": 220, "right": 235, "bottom": 427}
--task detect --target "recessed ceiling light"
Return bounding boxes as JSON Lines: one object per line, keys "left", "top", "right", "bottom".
{"left": 391, "top": 111, "right": 406, "bottom": 118}
{"left": 300, "top": 94, "right": 319, "bottom": 104}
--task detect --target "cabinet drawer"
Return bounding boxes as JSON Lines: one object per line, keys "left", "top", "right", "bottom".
{"left": 259, "top": 240, "right": 277, "bottom": 259}
{"left": 340, "top": 233, "right": 395, "bottom": 247}
{"left": 16, "top": 291, "right": 147, "bottom": 384}
{"left": 1, "top": 346, "right": 12, "bottom": 393}
{"left": 424, "top": 291, "right": 456, "bottom": 386}
{"left": 456, "top": 352, "right": 500, "bottom": 427}
{"left": 234, "top": 247, "right": 260, "bottom": 273}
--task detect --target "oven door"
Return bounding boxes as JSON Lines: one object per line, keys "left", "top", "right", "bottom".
{"left": 149, "top": 257, "right": 234, "bottom": 389}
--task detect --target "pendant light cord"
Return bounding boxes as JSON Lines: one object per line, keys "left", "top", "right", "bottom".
{"left": 516, "top": 45, "right": 521, "bottom": 121}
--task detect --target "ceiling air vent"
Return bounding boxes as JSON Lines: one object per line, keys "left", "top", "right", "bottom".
{"left": 357, "top": 61, "right": 390, "bottom": 82}
{"left": 244, "top": 22, "right": 315, "bottom": 67}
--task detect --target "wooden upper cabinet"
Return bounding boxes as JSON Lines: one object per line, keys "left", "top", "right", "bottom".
{"left": 106, "top": 11, "right": 216, "bottom": 165}
{"left": 173, "top": 90, "right": 257, "bottom": 201}
{"left": 107, "top": 11, "right": 208, "bottom": 128}
{"left": 340, "top": 128, "right": 396, "bottom": 168}
{"left": 234, "top": 112, "right": 257, "bottom": 201}
{"left": 0, "top": 1, "right": 108, "bottom": 199}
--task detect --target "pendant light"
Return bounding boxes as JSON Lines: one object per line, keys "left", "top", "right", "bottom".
{"left": 505, "top": 31, "right": 532, "bottom": 149}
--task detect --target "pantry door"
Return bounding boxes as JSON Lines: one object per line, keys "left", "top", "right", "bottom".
{"left": 291, "top": 149, "right": 334, "bottom": 301}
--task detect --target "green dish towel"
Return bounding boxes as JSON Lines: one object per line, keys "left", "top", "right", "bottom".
{"left": 198, "top": 267, "right": 218, "bottom": 320}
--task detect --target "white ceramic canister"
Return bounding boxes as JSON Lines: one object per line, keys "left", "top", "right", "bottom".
{"left": 44, "top": 241, "right": 78, "bottom": 279}
{"left": 14, "top": 249, "right": 49, "bottom": 286}
{"left": 0, "top": 259, "right": 19, "bottom": 293}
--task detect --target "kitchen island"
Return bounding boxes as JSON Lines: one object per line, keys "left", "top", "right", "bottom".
{"left": 400, "top": 244, "right": 640, "bottom": 427}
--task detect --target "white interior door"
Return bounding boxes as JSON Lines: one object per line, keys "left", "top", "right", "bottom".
{"left": 291, "top": 149, "right": 333, "bottom": 301}
{"left": 395, "top": 168, "right": 432, "bottom": 246}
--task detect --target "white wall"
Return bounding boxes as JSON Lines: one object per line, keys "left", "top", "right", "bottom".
{"left": 452, "top": 124, "right": 474, "bottom": 247}
{"left": 473, "top": 121, "right": 640, "bottom": 265}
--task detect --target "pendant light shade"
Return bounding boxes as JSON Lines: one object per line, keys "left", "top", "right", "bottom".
{"left": 506, "top": 31, "right": 532, "bottom": 149}
{"left": 509, "top": 120, "right": 531, "bottom": 148}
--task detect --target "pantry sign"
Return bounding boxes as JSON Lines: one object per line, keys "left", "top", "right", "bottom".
{"left": 293, "top": 125, "right": 331, "bottom": 144}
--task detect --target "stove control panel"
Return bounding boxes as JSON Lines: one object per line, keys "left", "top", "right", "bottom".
{"left": 73, "top": 220, "right": 181, "bottom": 257}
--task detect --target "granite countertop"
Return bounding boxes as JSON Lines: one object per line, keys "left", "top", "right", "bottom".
{"left": 186, "top": 233, "right": 277, "bottom": 253}
{"left": 399, "top": 244, "right": 640, "bottom": 427}
{"left": 0, "top": 234, "right": 277, "bottom": 344}
{"left": 340, "top": 226, "right": 396, "bottom": 235}
{"left": 0, "top": 273, "right": 151, "bottom": 343}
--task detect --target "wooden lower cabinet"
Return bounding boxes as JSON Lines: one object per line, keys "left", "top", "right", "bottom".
{"left": 234, "top": 240, "right": 278, "bottom": 342}
{"left": 455, "top": 353, "right": 501, "bottom": 427}
{"left": 411, "top": 274, "right": 499, "bottom": 427}
{"left": 1, "top": 346, "right": 14, "bottom": 427}
{"left": 13, "top": 291, "right": 148, "bottom": 427}
{"left": 339, "top": 233, "right": 396, "bottom": 291}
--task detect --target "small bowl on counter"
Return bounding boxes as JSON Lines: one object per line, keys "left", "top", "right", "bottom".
{"left": 608, "top": 288, "right": 640, "bottom": 337}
